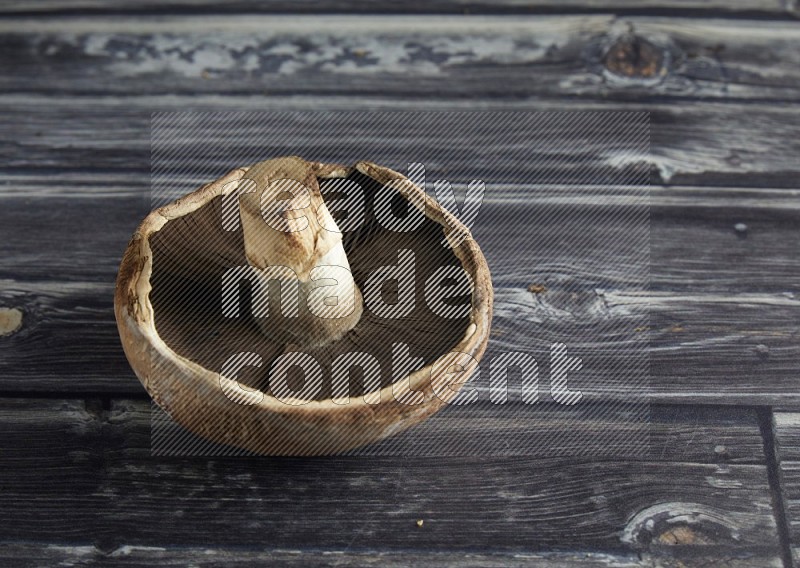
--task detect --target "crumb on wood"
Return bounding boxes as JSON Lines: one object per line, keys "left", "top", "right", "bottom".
{"left": 416, "top": 519, "right": 424, "bottom": 528}
{"left": 527, "top": 283, "right": 547, "bottom": 294}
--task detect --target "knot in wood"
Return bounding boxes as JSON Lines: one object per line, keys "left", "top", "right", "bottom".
{"left": 0, "top": 307, "right": 23, "bottom": 336}
{"left": 603, "top": 35, "right": 664, "bottom": 80}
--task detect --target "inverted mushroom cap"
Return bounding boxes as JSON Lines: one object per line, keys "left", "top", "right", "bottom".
{"left": 115, "top": 158, "right": 493, "bottom": 455}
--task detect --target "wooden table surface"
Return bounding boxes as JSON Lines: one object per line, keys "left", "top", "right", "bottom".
{"left": 1, "top": 2, "right": 799, "bottom": 567}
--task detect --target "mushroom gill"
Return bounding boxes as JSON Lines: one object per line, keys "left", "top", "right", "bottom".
{"left": 115, "top": 157, "right": 493, "bottom": 455}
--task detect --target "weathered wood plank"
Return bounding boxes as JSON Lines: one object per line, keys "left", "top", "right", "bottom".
{"left": 774, "top": 412, "right": 800, "bottom": 565}
{"left": 3, "top": 96, "right": 800, "bottom": 188}
{"left": 0, "top": 544, "right": 781, "bottom": 568}
{"left": 0, "top": 399, "right": 782, "bottom": 566}
{"left": 1, "top": 104, "right": 797, "bottom": 403}
{"left": 1, "top": 16, "right": 800, "bottom": 102}
{"left": 151, "top": 401, "right": 767, "bottom": 462}
{"left": 776, "top": 413, "right": 800, "bottom": 463}
{"left": 0, "top": 0, "right": 792, "bottom": 17}
{"left": 0, "top": 399, "right": 108, "bottom": 540}
{"left": 787, "top": 463, "right": 800, "bottom": 566}
{"left": 5, "top": 178, "right": 799, "bottom": 290}
{"left": 2, "top": 176, "right": 799, "bottom": 404}
{"left": 39, "top": 457, "right": 788, "bottom": 553}
{"left": 150, "top": 401, "right": 766, "bottom": 461}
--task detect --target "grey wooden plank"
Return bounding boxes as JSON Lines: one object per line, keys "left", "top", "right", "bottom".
{"left": 0, "top": 189, "right": 148, "bottom": 282}
{"left": 3, "top": 96, "right": 800, "bottom": 188}
{"left": 3, "top": 276, "right": 800, "bottom": 404}
{"left": 0, "top": 399, "right": 782, "bottom": 566}
{"left": 774, "top": 413, "right": 800, "bottom": 565}
{"left": 149, "top": 400, "right": 764, "bottom": 461}
{"left": 143, "top": 401, "right": 767, "bottom": 463}
{"left": 1, "top": 16, "right": 800, "bottom": 102}
{"left": 0, "top": 0, "right": 792, "bottom": 17}
{"left": 2, "top": 176, "right": 799, "bottom": 404}
{"left": 0, "top": 544, "right": 782, "bottom": 568}
{"left": 5, "top": 179, "right": 799, "bottom": 290}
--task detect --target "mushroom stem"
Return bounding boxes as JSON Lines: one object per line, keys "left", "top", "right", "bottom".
{"left": 238, "top": 156, "right": 363, "bottom": 348}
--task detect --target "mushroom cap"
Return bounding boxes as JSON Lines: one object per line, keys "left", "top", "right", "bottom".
{"left": 115, "top": 159, "right": 493, "bottom": 455}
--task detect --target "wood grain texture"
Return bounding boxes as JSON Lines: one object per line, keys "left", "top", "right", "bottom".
{"left": 0, "top": 0, "right": 793, "bottom": 17}
{"left": 0, "top": 16, "right": 799, "bottom": 102}
{"left": 0, "top": 544, "right": 782, "bottom": 568}
{"left": 776, "top": 413, "right": 800, "bottom": 463}
{"left": 150, "top": 400, "right": 765, "bottom": 460}
{"left": 2, "top": 173, "right": 798, "bottom": 404}
{"left": 774, "top": 412, "right": 800, "bottom": 565}
{"left": 0, "top": 398, "right": 782, "bottom": 566}
{"left": 128, "top": 402, "right": 766, "bottom": 463}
